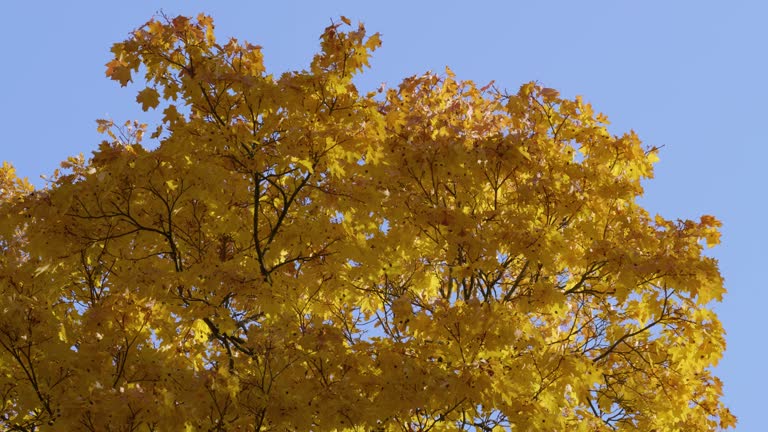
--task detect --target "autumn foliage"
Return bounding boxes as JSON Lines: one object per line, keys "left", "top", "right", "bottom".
{"left": 0, "top": 14, "right": 734, "bottom": 431}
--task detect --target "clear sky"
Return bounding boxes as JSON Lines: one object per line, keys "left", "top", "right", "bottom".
{"left": 1, "top": 1, "right": 763, "bottom": 428}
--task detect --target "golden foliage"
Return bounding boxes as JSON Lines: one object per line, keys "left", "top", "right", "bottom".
{"left": 0, "top": 14, "right": 734, "bottom": 431}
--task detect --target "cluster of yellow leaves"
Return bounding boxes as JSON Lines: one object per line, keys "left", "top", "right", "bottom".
{"left": 0, "top": 13, "right": 734, "bottom": 431}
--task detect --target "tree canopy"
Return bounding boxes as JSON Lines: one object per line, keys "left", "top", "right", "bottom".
{"left": 0, "top": 14, "right": 734, "bottom": 431}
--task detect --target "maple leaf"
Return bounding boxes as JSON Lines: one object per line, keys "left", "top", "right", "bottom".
{"left": 136, "top": 87, "right": 160, "bottom": 111}
{"left": 105, "top": 59, "right": 132, "bottom": 86}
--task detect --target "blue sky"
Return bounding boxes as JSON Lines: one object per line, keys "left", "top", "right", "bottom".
{"left": 1, "top": 1, "right": 763, "bottom": 428}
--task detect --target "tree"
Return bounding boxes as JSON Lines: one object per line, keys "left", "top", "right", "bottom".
{"left": 0, "top": 13, "right": 735, "bottom": 431}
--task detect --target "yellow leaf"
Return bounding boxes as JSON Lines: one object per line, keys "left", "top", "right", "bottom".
{"left": 540, "top": 87, "right": 559, "bottom": 100}
{"left": 34, "top": 263, "right": 51, "bottom": 277}
{"left": 95, "top": 119, "right": 114, "bottom": 134}
{"left": 58, "top": 325, "right": 68, "bottom": 343}
{"left": 647, "top": 149, "right": 660, "bottom": 164}
{"left": 105, "top": 59, "right": 132, "bottom": 86}
{"left": 136, "top": 87, "right": 161, "bottom": 111}
{"left": 165, "top": 179, "right": 178, "bottom": 191}
{"left": 191, "top": 319, "right": 211, "bottom": 342}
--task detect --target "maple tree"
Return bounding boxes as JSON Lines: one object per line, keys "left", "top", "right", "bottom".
{"left": 0, "top": 13, "right": 735, "bottom": 431}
